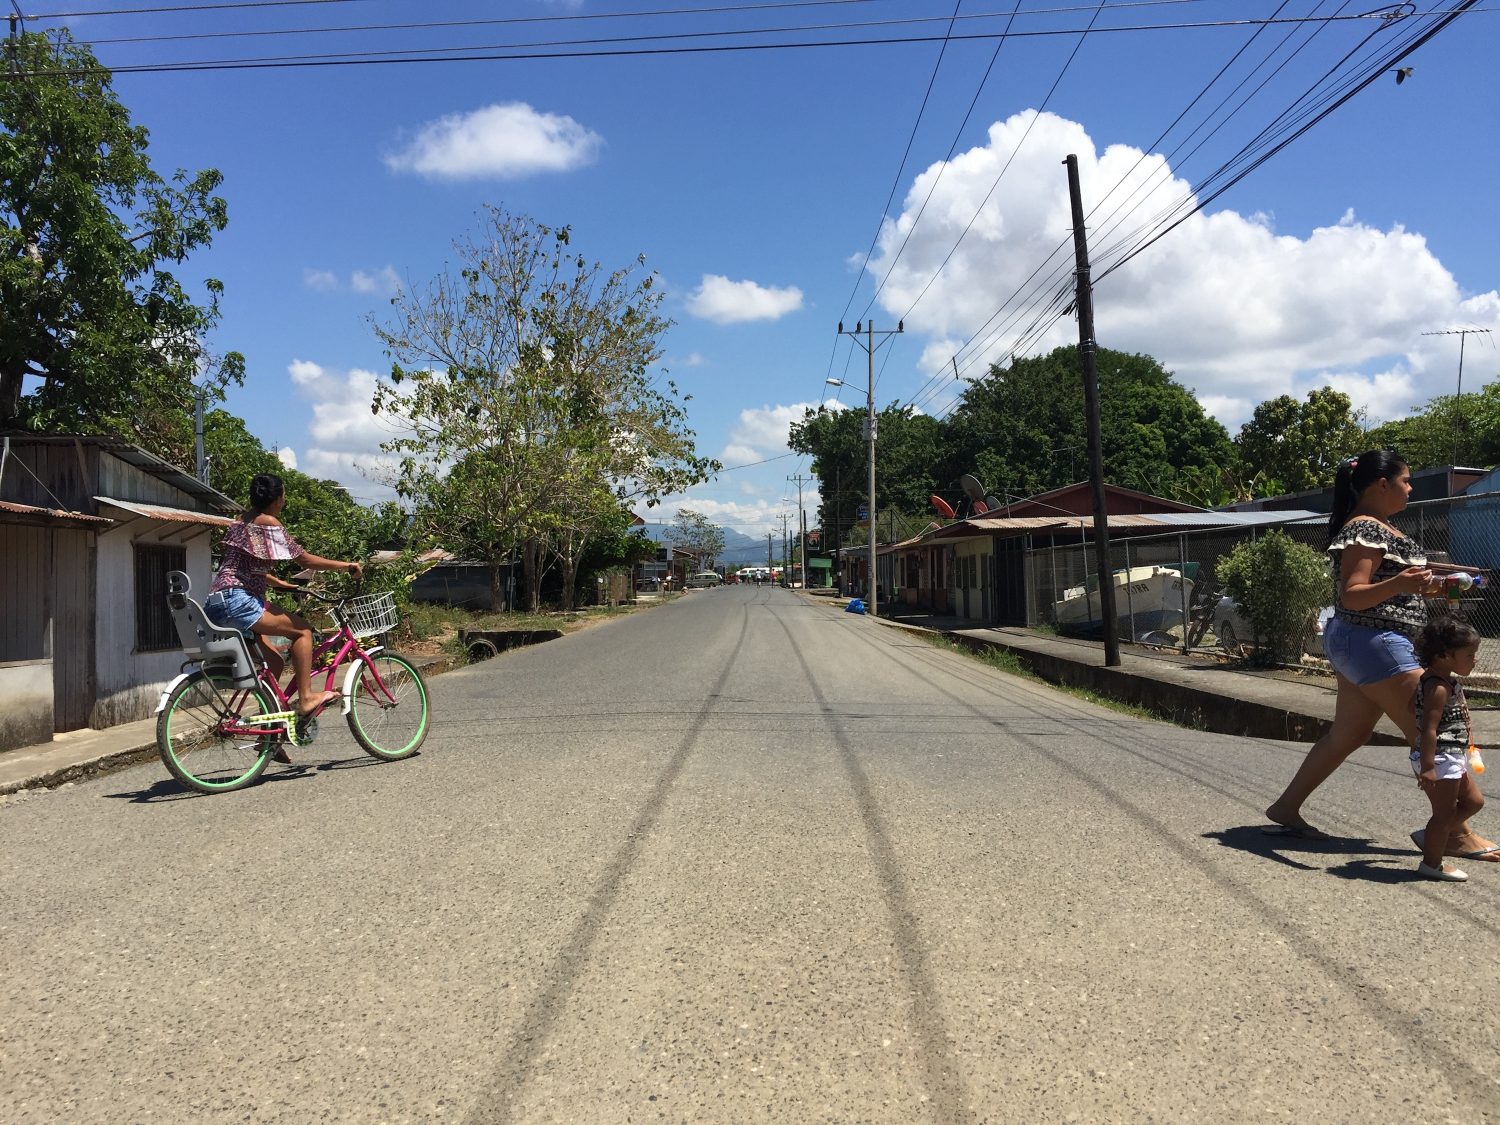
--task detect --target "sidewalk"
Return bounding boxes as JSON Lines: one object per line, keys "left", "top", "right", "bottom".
{"left": 869, "top": 607, "right": 1500, "bottom": 748}
{"left": 0, "top": 653, "right": 458, "bottom": 797}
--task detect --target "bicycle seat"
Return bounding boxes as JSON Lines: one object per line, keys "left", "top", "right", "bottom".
{"left": 165, "top": 571, "right": 260, "bottom": 687}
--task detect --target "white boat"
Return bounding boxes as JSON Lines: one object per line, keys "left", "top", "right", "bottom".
{"left": 1051, "top": 565, "right": 1193, "bottom": 638}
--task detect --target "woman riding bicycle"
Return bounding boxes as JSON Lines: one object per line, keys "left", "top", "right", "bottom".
{"left": 204, "top": 473, "right": 363, "bottom": 724}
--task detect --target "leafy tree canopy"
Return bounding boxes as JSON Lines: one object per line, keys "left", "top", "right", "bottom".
{"left": 1, "top": 30, "right": 242, "bottom": 459}
{"left": 788, "top": 403, "right": 944, "bottom": 546}
{"left": 1366, "top": 380, "right": 1500, "bottom": 471}
{"left": 945, "top": 346, "right": 1234, "bottom": 503}
{"left": 664, "top": 508, "right": 726, "bottom": 569}
{"left": 1233, "top": 387, "right": 1365, "bottom": 494}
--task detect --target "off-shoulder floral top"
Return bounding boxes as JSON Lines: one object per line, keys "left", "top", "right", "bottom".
{"left": 1327, "top": 517, "right": 1427, "bottom": 637}
{"left": 209, "top": 519, "right": 304, "bottom": 603}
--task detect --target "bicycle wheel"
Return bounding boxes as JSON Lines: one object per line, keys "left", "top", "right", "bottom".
{"left": 347, "top": 652, "right": 430, "bottom": 761}
{"left": 156, "top": 671, "right": 280, "bottom": 793}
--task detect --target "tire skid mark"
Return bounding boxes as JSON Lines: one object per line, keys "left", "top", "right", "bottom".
{"left": 765, "top": 608, "right": 974, "bottom": 1124}
{"left": 464, "top": 606, "right": 753, "bottom": 1125}
{"left": 830, "top": 616, "right": 1500, "bottom": 1106}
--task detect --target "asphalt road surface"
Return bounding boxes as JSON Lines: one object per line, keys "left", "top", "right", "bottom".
{"left": 3, "top": 586, "right": 1498, "bottom": 1123}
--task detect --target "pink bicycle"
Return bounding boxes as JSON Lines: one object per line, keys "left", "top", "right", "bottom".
{"left": 155, "top": 572, "right": 431, "bottom": 793}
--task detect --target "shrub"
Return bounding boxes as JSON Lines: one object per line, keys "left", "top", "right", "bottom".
{"left": 1215, "top": 530, "right": 1332, "bottom": 665}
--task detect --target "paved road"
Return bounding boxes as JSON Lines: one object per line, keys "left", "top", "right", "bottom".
{"left": 3, "top": 586, "right": 1497, "bottom": 1123}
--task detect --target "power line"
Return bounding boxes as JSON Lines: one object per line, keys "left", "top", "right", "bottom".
{"left": 12, "top": 9, "right": 1457, "bottom": 76}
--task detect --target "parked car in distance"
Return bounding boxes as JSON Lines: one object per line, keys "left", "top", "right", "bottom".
{"left": 685, "top": 571, "right": 723, "bottom": 589}
{"left": 1213, "top": 598, "right": 1332, "bottom": 658}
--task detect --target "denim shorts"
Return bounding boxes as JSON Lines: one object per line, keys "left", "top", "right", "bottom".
{"left": 1321, "top": 616, "right": 1420, "bottom": 686}
{"left": 203, "top": 586, "right": 266, "bottom": 639}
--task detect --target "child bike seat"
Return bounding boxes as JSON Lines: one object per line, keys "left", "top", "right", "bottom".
{"left": 165, "top": 571, "right": 260, "bottom": 687}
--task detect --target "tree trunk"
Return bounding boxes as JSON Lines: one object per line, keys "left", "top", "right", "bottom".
{"left": 523, "top": 537, "right": 542, "bottom": 612}
{"left": 560, "top": 552, "right": 578, "bottom": 611}
{"left": 490, "top": 563, "right": 503, "bottom": 613}
{"left": 0, "top": 366, "right": 24, "bottom": 426}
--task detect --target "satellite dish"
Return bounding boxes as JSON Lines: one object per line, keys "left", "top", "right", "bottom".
{"left": 971, "top": 498, "right": 989, "bottom": 515}
{"left": 930, "top": 494, "right": 956, "bottom": 519}
{"left": 983, "top": 494, "right": 1003, "bottom": 513}
{"left": 959, "top": 474, "right": 986, "bottom": 502}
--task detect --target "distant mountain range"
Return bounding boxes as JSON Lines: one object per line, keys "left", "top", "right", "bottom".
{"left": 641, "top": 524, "right": 774, "bottom": 565}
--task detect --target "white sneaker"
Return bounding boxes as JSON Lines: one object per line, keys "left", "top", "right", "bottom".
{"left": 1417, "top": 862, "right": 1468, "bottom": 882}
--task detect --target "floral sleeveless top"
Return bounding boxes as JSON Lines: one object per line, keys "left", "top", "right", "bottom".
{"left": 1414, "top": 672, "right": 1470, "bottom": 753}
{"left": 209, "top": 520, "right": 304, "bottom": 603}
{"left": 1327, "top": 517, "right": 1426, "bottom": 637}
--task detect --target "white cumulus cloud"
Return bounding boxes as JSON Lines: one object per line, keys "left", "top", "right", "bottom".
{"left": 276, "top": 447, "right": 298, "bottom": 471}
{"left": 687, "top": 275, "right": 804, "bottom": 324}
{"left": 867, "top": 109, "right": 1499, "bottom": 427}
{"left": 302, "top": 268, "right": 338, "bottom": 292}
{"left": 351, "top": 266, "right": 401, "bottom": 297}
{"left": 285, "top": 359, "right": 412, "bottom": 499}
{"left": 384, "top": 102, "right": 603, "bottom": 181}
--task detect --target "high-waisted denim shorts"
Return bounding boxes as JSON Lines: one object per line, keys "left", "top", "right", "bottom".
{"left": 204, "top": 586, "right": 266, "bottom": 639}
{"left": 1322, "top": 616, "right": 1420, "bottom": 686}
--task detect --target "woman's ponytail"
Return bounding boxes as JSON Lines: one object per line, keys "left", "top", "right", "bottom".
{"left": 1326, "top": 448, "right": 1406, "bottom": 543}
{"left": 247, "top": 473, "right": 285, "bottom": 518}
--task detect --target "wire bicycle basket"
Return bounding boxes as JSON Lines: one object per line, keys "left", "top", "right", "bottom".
{"left": 343, "top": 591, "right": 399, "bottom": 638}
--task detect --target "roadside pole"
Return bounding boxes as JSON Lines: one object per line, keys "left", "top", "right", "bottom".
{"left": 1065, "top": 154, "right": 1119, "bottom": 667}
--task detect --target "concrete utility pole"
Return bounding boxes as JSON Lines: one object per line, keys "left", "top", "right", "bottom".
{"left": 1065, "top": 154, "right": 1119, "bottom": 667}
{"left": 788, "top": 473, "right": 814, "bottom": 589}
{"left": 1421, "top": 327, "right": 1492, "bottom": 465}
{"left": 835, "top": 319, "right": 903, "bottom": 618}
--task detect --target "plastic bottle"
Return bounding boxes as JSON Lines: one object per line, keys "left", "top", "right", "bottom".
{"left": 1440, "top": 572, "right": 1485, "bottom": 606}
{"left": 1469, "top": 745, "right": 1486, "bottom": 775}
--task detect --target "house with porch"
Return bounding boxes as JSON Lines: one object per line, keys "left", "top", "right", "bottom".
{"left": 0, "top": 434, "right": 239, "bottom": 752}
{"left": 879, "top": 482, "right": 1319, "bottom": 630}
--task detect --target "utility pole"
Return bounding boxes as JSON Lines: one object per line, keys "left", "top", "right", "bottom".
{"left": 1421, "top": 327, "right": 1492, "bottom": 465}
{"left": 836, "top": 318, "right": 903, "bottom": 617}
{"left": 1065, "top": 154, "right": 1119, "bottom": 667}
{"left": 766, "top": 532, "right": 773, "bottom": 575}
{"left": 788, "top": 472, "right": 814, "bottom": 589}
{"left": 7, "top": 2, "right": 24, "bottom": 77}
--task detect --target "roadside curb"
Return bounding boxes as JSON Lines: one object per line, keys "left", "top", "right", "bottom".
{"left": 0, "top": 652, "right": 461, "bottom": 797}
{"left": 844, "top": 602, "right": 1400, "bottom": 747}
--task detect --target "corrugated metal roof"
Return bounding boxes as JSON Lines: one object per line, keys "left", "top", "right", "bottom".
{"left": 95, "top": 497, "right": 236, "bottom": 527}
{"left": 12, "top": 434, "right": 240, "bottom": 513}
{"left": 0, "top": 499, "right": 113, "bottom": 525}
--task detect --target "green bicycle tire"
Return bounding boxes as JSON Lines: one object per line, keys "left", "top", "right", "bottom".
{"left": 346, "top": 652, "right": 430, "bottom": 761}
{"left": 156, "top": 671, "right": 279, "bottom": 793}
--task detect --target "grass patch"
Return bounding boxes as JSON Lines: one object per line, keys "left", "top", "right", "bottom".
{"left": 918, "top": 631, "right": 1181, "bottom": 726}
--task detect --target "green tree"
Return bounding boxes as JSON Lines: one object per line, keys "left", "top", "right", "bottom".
{"left": 1366, "top": 380, "right": 1500, "bottom": 470}
{"left": 373, "top": 207, "right": 713, "bottom": 610}
{"left": 665, "top": 508, "right": 726, "bottom": 569}
{"left": 788, "top": 403, "right": 945, "bottom": 547}
{"left": 1, "top": 30, "right": 242, "bottom": 457}
{"left": 944, "top": 346, "right": 1234, "bottom": 501}
{"left": 1234, "top": 387, "right": 1365, "bottom": 494}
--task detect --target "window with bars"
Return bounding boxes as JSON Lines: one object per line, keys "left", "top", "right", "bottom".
{"left": 135, "top": 544, "right": 186, "bottom": 651}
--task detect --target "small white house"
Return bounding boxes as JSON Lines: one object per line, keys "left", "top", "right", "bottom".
{"left": 0, "top": 434, "right": 238, "bottom": 752}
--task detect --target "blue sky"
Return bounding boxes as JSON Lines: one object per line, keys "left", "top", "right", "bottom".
{"left": 34, "top": 0, "right": 1500, "bottom": 537}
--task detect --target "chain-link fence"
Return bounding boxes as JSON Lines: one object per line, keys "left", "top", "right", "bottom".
{"left": 1025, "top": 491, "right": 1500, "bottom": 692}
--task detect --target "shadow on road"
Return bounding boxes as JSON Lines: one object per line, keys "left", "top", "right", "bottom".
{"left": 1203, "top": 825, "right": 1413, "bottom": 871}
{"left": 102, "top": 753, "right": 382, "bottom": 802}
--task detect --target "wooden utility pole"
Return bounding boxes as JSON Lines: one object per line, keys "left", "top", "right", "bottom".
{"left": 1065, "top": 154, "right": 1119, "bottom": 667}
{"left": 837, "top": 319, "right": 902, "bottom": 617}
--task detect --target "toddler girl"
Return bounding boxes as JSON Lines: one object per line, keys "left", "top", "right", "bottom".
{"left": 1411, "top": 618, "right": 1485, "bottom": 882}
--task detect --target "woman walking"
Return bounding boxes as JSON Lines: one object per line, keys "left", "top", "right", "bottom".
{"left": 1264, "top": 449, "right": 1497, "bottom": 860}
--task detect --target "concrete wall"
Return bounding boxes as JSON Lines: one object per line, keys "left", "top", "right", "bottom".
{"left": 91, "top": 527, "right": 214, "bottom": 728}
{"left": 0, "top": 662, "right": 53, "bottom": 752}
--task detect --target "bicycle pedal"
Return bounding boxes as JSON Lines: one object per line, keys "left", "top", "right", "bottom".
{"left": 293, "top": 715, "right": 319, "bottom": 745}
